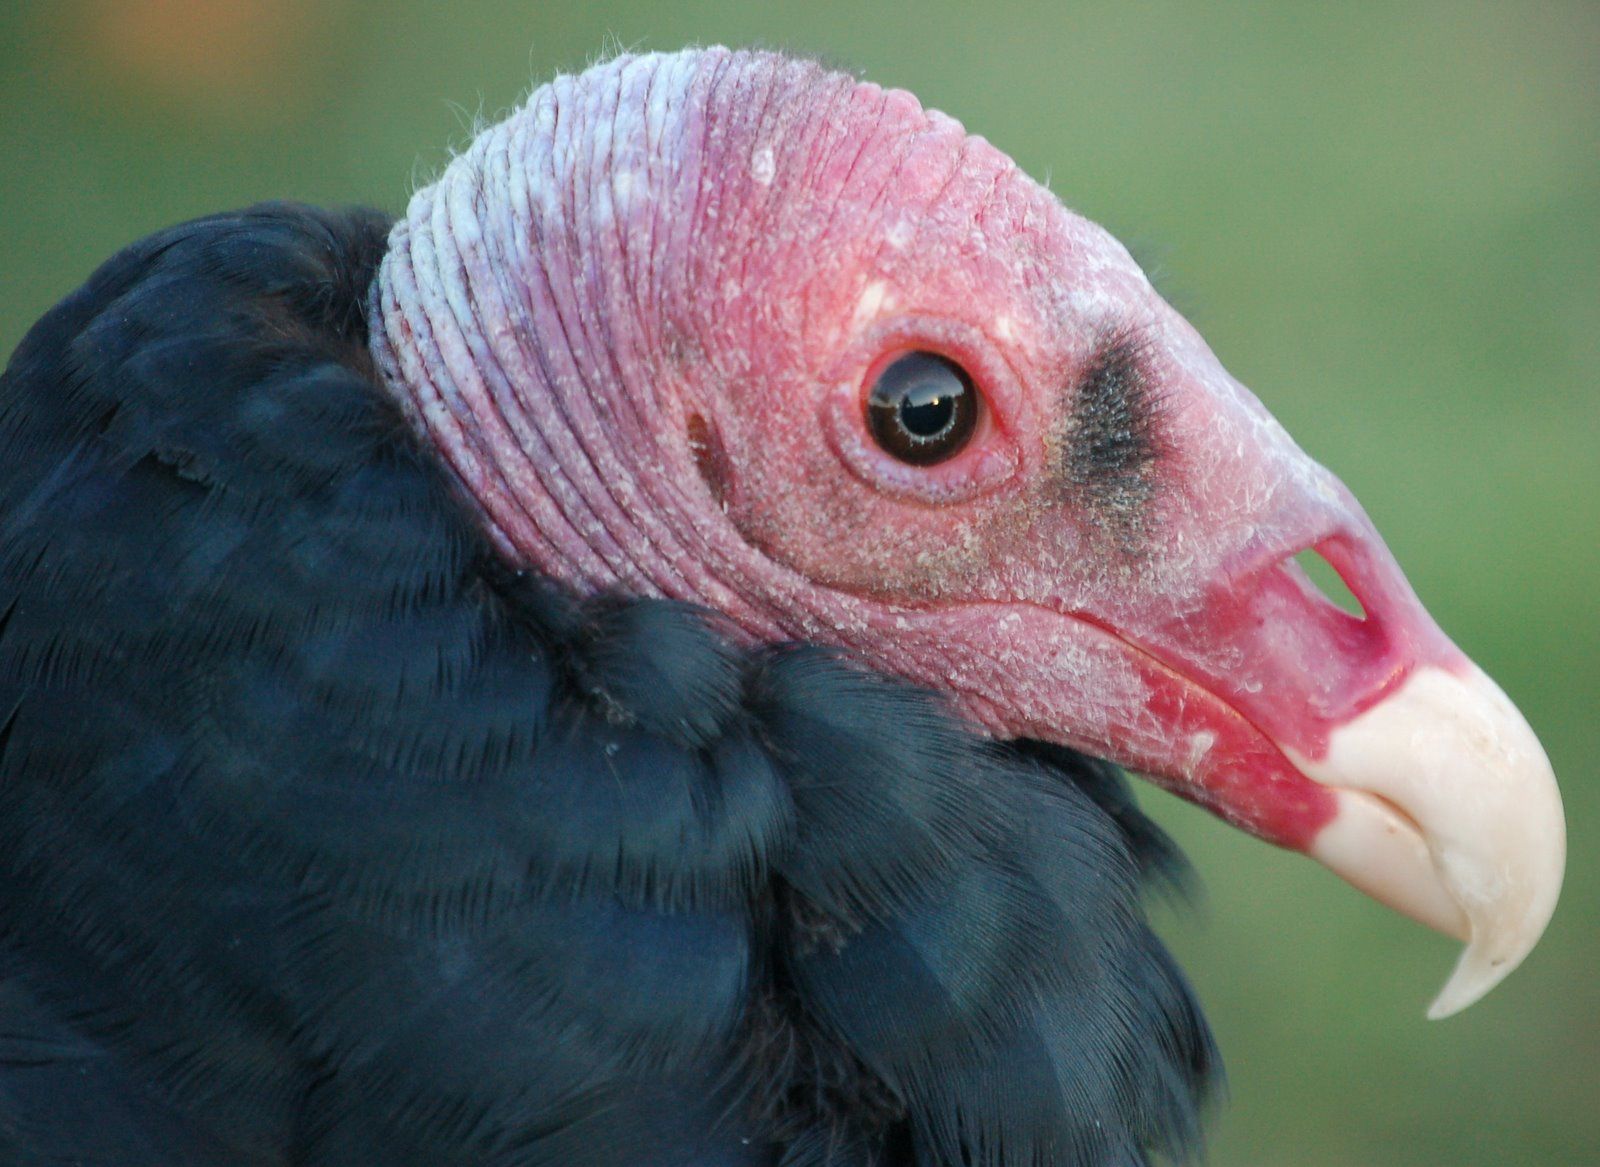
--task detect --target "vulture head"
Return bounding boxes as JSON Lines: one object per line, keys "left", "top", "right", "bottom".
{"left": 371, "top": 47, "right": 1562, "bottom": 1017}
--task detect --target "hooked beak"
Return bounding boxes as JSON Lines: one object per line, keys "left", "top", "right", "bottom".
{"left": 1296, "top": 662, "right": 1564, "bottom": 1018}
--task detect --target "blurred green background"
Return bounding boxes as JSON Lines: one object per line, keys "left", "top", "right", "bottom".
{"left": 1, "top": 2, "right": 1594, "bottom": 1163}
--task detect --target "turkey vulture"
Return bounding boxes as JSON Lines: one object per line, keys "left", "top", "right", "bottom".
{"left": 0, "top": 48, "right": 1564, "bottom": 1166}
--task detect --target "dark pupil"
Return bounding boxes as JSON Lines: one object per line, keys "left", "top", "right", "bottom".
{"left": 866, "top": 351, "right": 978, "bottom": 466}
{"left": 900, "top": 385, "right": 956, "bottom": 436}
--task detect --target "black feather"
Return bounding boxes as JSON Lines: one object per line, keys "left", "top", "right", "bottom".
{"left": 0, "top": 205, "right": 1217, "bottom": 1165}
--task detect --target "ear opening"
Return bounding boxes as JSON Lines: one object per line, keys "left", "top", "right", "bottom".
{"left": 687, "top": 412, "right": 731, "bottom": 510}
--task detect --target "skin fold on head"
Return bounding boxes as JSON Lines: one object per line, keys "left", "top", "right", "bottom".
{"left": 370, "top": 47, "right": 1564, "bottom": 1018}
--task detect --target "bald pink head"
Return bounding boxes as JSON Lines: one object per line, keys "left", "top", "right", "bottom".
{"left": 370, "top": 48, "right": 1562, "bottom": 1017}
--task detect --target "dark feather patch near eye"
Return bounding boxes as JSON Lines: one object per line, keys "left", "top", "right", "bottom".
{"left": 1059, "top": 329, "right": 1167, "bottom": 544}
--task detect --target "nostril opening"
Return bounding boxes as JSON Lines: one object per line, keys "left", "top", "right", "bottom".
{"left": 1293, "top": 547, "right": 1366, "bottom": 619}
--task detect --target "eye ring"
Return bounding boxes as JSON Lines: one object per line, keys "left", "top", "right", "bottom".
{"left": 865, "top": 351, "right": 979, "bottom": 466}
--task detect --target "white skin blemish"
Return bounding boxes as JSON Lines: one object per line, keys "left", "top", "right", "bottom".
{"left": 1186, "top": 731, "right": 1216, "bottom": 773}
{"left": 612, "top": 168, "right": 636, "bottom": 210}
{"left": 885, "top": 219, "right": 914, "bottom": 250}
{"left": 851, "top": 279, "right": 894, "bottom": 328}
{"left": 994, "top": 315, "right": 1016, "bottom": 341}
{"left": 751, "top": 145, "right": 776, "bottom": 185}
{"left": 1065, "top": 285, "right": 1122, "bottom": 321}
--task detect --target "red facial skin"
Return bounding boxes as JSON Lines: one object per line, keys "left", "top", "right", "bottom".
{"left": 371, "top": 48, "right": 1465, "bottom": 856}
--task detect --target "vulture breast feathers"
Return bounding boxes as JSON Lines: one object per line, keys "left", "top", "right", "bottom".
{"left": 0, "top": 48, "right": 1564, "bottom": 1167}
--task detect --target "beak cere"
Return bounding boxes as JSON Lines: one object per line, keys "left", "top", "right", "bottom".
{"left": 1296, "top": 664, "right": 1565, "bottom": 1019}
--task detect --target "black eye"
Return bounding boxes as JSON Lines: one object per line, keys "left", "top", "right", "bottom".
{"left": 866, "top": 351, "right": 979, "bottom": 466}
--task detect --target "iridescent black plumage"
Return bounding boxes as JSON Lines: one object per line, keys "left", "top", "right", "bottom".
{"left": 0, "top": 205, "right": 1216, "bottom": 1165}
